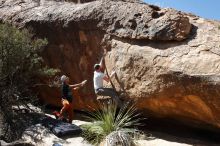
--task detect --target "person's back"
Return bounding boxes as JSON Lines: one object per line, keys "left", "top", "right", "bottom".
{"left": 61, "top": 82, "right": 73, "bottom": 102}
{"left": 93, "top": 70, "right": 105, "bottom": 93}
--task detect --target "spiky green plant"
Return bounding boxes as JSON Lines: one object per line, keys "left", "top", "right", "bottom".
{"left": 81, "top": 100, "right": 142, "bottom": 145}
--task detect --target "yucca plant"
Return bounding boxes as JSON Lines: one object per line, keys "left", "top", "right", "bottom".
{"left": 81, "top": 100, "right": 142, "bottom": 146}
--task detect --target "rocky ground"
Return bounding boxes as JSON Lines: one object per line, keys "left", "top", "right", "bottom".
{"left": 22, "top": 117, "right": 92, "bottom": 146}
{"left": 1, "top": 107, "right": 220, "bottom": 146}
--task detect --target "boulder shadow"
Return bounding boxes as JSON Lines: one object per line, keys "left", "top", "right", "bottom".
{"left": 142, "top": 117, "right": 220, "bottom": 146}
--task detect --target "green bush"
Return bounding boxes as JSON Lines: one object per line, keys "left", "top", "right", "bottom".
{"left": 0, "top": 24, "right": 45, "bottom": 73}
{"left": 0, "top": 23, "right": 57, "bottom": 141}
{"left": 81, "top": 101, "right": 142, "bottom": 146}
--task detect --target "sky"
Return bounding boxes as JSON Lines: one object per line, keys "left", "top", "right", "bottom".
{"left": 144, "top": 0, "right": 220, "bottom": 20}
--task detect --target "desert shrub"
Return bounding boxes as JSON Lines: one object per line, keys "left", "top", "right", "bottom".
{"left": 0, "top": 23, "right": 58, "bottom": 141}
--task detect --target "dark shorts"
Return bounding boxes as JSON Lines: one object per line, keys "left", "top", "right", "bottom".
{"left": 95, "top": 88, "right": 121, "bottom": 105}
{"left": 95, "top": 88, "right": 117, "bottom": 98}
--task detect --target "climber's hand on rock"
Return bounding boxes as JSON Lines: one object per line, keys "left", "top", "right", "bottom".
{"left": 103, "top": 50, "right": 108, "bottom": 57}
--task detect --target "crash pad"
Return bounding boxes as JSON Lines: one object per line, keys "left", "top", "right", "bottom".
{"left": 41, "top": 116, "right": 82, "bottom": 137}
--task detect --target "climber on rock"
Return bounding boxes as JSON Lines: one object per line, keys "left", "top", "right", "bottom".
{"left": 54, "top": 75, "right": 87, "bottom": 123}
{"left": 93, "top": 53, "right": 120, "bottom": 104}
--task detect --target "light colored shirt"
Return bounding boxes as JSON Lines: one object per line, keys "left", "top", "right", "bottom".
{"left": 93, "top": 71, "right": 105, "bottom": 90}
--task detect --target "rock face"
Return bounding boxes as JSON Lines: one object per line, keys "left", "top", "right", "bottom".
{"left": 1, "top": 0, "right": 220, "bottom": 130}
{"left": 105, "top": 18, "right": 220, "bottom": 130}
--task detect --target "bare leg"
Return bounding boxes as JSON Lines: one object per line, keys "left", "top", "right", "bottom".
{"left": 60, "top": 99, "right": 70, "bottom": 117}
{"left": 68, "top": 103, "right": 74, "bottom": 123}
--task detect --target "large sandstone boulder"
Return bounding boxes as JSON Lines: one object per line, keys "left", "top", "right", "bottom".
{"left": 105, "top": 17, "right": 220, "bottom": 130}
{"left": 1, "top": 0, "right": 220, "bottom": 131}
